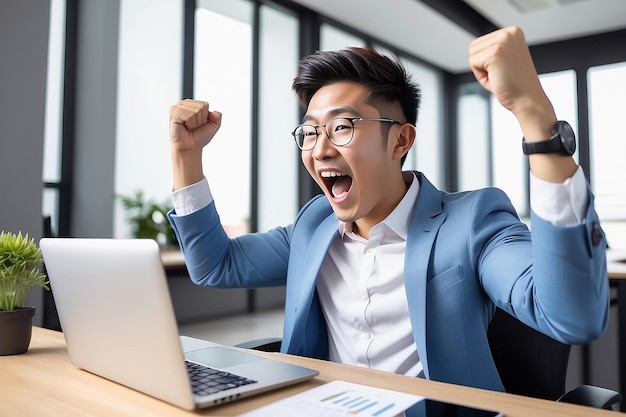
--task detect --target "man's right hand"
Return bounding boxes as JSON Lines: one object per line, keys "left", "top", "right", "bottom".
{"left": 169, "top": 99, "right": 222, "bottom": 191}
{"left": 169, "top": 99, "right": 222, "bottom": 153}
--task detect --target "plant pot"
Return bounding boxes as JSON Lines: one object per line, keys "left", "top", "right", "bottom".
{"left": 0, "top": 307, "right": 36, "bottom": 355}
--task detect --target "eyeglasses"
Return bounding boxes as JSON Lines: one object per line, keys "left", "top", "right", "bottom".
{"left": 291, "top": 117, "right": 400, "bottom": 151}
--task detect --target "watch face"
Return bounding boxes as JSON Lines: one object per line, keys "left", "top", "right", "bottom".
{"left": 558, "top": 121, "right": 576, "bottom": 155}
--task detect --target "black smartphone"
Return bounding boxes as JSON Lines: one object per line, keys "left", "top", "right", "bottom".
{"left": 406, "top": 399, "right": 504, "bottom": 417}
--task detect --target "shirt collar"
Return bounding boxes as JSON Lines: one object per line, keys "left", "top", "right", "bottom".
{"left": 338, "top": 171, "right": 420, "bottom": 240}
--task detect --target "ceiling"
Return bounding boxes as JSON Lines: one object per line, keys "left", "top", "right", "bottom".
{"left": 289, "top": 0, "right": 626, "bottom": 73}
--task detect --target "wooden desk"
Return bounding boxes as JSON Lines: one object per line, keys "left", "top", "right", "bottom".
{"left": 0, "top": 327, "right": 616, "bottom": 416}
{"left": 607, "top": 249, "right": 626, "bottom": 410}
{"left": 161, "top": 247, "right": 186, "bottom": 269}
{"left": 608, "top": 249, "right": 626, "bottom": 279}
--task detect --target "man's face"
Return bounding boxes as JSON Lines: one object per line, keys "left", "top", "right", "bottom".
{"left": 301, "top": 82, "right": 404, "bottom": 230}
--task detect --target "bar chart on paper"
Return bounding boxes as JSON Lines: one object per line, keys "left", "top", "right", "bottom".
{"left": 319, "top": 387, "right": 409, "bottom": 415}
{"left": 239, "top": 380, "right": 422, "bottom": 417}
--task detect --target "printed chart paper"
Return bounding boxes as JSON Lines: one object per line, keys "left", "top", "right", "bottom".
{"left": 238, "top": 380, "right": 423, "bottom": 417}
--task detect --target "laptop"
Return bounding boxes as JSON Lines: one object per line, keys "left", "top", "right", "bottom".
{"left": 39, "top": 238, "right": 318, "bottom": 410}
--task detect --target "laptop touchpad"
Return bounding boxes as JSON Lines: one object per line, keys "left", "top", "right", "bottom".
{"left": 185, "top": 347, "right": 264, "bottom": 369}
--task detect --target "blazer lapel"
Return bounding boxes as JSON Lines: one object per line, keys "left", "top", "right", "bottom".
{"left": 297, "top": 213, "right": 339, "bottom": 303}
{"left": 404, "top": 172, "right": 446, "bottom": 379}
{"left": 283, "top": 210, "right": 338, "bottom": 352}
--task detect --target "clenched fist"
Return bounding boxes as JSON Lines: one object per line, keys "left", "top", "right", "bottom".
{"left": 169, "top": 99, "right": 222, "bottom": 190}
{"left": 169, "top": 99, "right": 222, "bottom": 153}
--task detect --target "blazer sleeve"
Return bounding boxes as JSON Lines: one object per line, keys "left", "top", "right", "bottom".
{"left": 476, "top": 186, "right": 609, "bottom": 344}
{"left": 167, "top": 202, "right": 292, "bottom": 288}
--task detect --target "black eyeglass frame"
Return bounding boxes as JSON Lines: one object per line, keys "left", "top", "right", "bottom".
{"left": 291, "top": 117, "right": 401, "bottom": 151}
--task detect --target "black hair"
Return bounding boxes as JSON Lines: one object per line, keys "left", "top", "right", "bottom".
{"left": 292, "top": 47, "right": 421, "bottom": 125}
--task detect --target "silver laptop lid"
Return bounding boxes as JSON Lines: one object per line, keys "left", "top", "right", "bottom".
{"left": 40, "top": 238, "right": 196, "bottom": 409}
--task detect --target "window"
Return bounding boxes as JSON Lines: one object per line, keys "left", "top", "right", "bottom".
{"left": 539, "top": 70, "right": 579, "bottom": 163}
{"left": 320, "top": 24, "right": 366, "bottom": 50}
{"left": 457, "top": 85, "right": 490, "bottom": 191}
{"left": 495, "top": 70, "right": 576, "bottom": 217}
{"left": 400, "top": 57, "right": 444, "bottom": 188}
{"left": 42, "top": 0, "right": 66, "bottom": 237}
{"left": 190, "top": 1, "right": 300, "bottom": 234}
{"left": 193, "top": 0, "right": 254, "bottom": 236}
{"left": 114, "top": 0, "right": 184, "bottom": 240}
{"left": 489, "top": 93, "right": 528, "bottom": 215}
{"left": 588, "top": 62, "right": 626, "bottom": 247}
{"left": 257, "top": 5, "right": 299, "bottom": 231}
{"left": 459, "top": 70, "right": 577, "bottom": 217}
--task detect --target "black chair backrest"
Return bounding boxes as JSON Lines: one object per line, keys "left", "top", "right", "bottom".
{"left": 487, "top": 308, "right": 571, "bottom": 400}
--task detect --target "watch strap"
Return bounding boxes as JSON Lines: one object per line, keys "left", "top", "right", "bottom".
{"left": 522, "top": 130, "right": 561, "bottom": 154}
{"left": 521, "top": 120, "right": 575, "bottom": 156}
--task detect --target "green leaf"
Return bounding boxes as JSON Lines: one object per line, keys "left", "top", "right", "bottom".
{"left": 0, "top": 231, "right": 49, "bottom": 311}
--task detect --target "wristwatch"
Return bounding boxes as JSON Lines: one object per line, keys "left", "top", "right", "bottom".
{"left": 522, "top": 120, "right": 576, "bottom": 156}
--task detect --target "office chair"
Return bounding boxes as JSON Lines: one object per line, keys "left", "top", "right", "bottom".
{"left": 487, "top": 307, "right": 621, "bottom": 409}
{"left": 237, "top": 307, "right": 622, "bottom": 410}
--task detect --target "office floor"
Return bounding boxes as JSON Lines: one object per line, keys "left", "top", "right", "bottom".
{"left": 178, "top": 308, "right": 284, "bottom": 347}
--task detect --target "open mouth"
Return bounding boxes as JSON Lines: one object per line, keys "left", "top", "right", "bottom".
{"left": 320, "top": 170, "right": 353, "bottom": 201}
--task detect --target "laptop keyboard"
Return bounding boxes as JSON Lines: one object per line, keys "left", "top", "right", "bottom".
{"left": 186, "top": 361, "right": 258, "bottom": 396}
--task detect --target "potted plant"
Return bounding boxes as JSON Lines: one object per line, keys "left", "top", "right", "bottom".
{"left": 0, "top": 231, "right": 49, "bottom": 355}
{"left": 119, "top": 191, "right": 177, "bottom": 247}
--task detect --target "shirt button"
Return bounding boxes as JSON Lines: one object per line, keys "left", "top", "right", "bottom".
{"left": 360, "top": 294, "right": 368, "bottom": 302}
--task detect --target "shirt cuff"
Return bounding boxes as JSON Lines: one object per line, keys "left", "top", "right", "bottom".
{"left": 530, "top": 166, "right": 588, "bottom": 226}
{"left": 171, "top": 178, "right": 213, "bottom": 216}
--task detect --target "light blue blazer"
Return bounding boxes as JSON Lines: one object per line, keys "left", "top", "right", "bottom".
{"left": 168, "top": 172, "right": 609, "bottom": 393}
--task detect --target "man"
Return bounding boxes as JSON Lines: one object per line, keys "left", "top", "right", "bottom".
{"left": 167, "top": 27, "right": 609, "bottom": 394}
